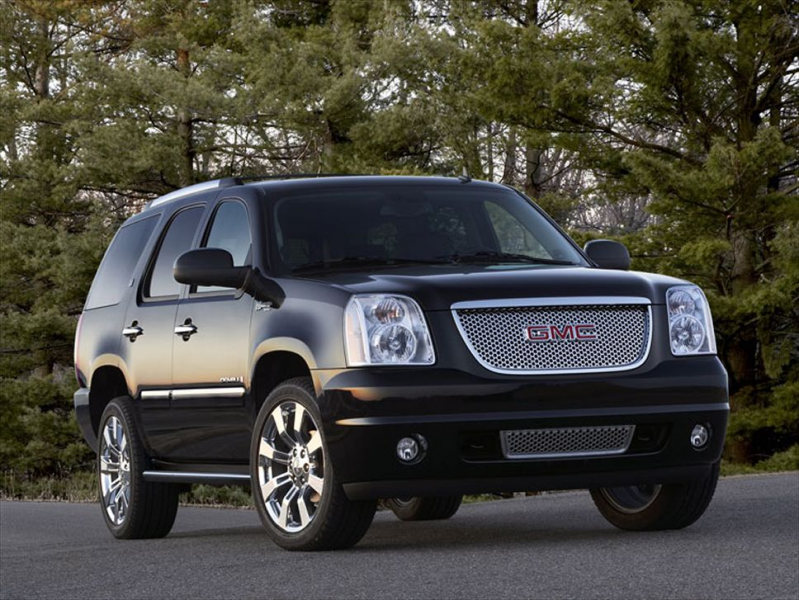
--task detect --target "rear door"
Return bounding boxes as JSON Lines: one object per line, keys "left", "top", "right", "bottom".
{"left": 122, "top": 204, "right": 206, "bottom": 456}
{"left": 169, "top": 198, "right": 255, "bottom": 462}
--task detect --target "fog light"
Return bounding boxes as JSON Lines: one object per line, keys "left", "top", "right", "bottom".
{"left": 396, "top": 434, "right": 427, "bottom": 464}
{"left": 690, "top": 424, "right": 710, "bottom": 449}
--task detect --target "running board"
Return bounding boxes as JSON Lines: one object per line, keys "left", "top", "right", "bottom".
{"left": 142, "top": 471, "right": 251, "bottom": 486}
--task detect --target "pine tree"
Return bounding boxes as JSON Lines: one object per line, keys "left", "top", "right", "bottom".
{"left": 1, "top": 0, "right": 796, "bottom": 481}
{"left": 469, "top": 0, "right": 798, "bottom": 459}
{"left": 0, "top": 1, "right": 100, "bottom": 476}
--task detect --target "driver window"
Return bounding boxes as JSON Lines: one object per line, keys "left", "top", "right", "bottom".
{"left": 484, "top": 201, "right": 551, "bottom": 259}
{"left": 197, "top": 201, "right": 251, "bottom": 293}
{"left": 145, "top": 206, "right": 204, "bottom": 300}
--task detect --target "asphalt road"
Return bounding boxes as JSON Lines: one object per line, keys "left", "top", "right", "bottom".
{"left": 1, "top": 473, "right": 797, "bottom": 600}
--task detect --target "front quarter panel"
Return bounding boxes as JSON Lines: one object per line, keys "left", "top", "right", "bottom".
{"left": 250, "top": 278, "right": 352, "bottom": 379}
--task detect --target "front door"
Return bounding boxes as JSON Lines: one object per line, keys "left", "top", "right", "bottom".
{"left": 170, "top": 199, "right": 255, "bottom": 462}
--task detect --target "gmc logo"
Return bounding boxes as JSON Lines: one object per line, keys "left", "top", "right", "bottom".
{"left": 525, "top": 324, "right": 597, "bottom": 342}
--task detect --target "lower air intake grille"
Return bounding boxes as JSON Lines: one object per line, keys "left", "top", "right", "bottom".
{"left": 501, "top": 425, "right": 635, "bottom": 460}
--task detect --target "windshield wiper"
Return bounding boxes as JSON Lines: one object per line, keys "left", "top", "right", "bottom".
{"left": 292, "top": 256, "right": 450, "bottom": 273}
{"left": 439, "top": 250, "right": 576, "bottom": 266}
{"left": 293, "top": 252, "right": 575, "bottom": 273}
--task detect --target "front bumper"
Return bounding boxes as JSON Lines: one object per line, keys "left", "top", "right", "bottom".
{"left": 316, "top": 356, "right": 729, "bottom": 500}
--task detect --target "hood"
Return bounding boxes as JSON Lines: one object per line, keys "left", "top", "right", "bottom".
{"left": 296, "top": 264, "right": 687, "bottom": 310}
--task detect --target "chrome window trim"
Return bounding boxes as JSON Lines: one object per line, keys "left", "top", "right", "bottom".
{"left": 451, "top": 296, "right": 653, "bottom": 376}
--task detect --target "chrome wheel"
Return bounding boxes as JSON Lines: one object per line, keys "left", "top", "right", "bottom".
{"left": 257, "top": 401, "right": 324, "bottom": 533}
{"left": 599, "top": 484, "right": 662, "bottom": 515}
{"left": 99, "top": 416, "right": 131, "bottom": 526}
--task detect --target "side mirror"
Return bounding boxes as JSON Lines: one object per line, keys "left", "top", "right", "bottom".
{"left": 174, "top": 249, "right": 285, "bottom": 307}
{"left": 174, "top": 248, "right": 248, "bottom": 289}
{"left": 584, "top": 239, "right": 631, "bottom": 270}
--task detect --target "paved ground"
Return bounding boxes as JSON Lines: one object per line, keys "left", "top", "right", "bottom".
{"left": 1, "top": 473, "right": 797, "bottom": 600}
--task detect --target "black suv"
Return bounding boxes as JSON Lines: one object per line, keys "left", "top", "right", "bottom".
{"left": 74, "top": 175, "right": 728, "bottom": 550}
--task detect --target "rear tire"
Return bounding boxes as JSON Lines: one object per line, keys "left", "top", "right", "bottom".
{"left": 590, "top": 461, "right": 720, "bottom": 531}
{"left": 386, "top": 496, "right": 463, "bottom": 521}
{"left": 97, "top": 397, "right": 180, "bottom": 539}
{"left": 251, "top": 377, "right": 377, "bottom": 551}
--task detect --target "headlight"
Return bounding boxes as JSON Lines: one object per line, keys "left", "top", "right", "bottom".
{"left": 666, "top": 286, "right": 716, "bottom": 356}
{"left": 345, "top": 294, "right": 435, "bottom": 366}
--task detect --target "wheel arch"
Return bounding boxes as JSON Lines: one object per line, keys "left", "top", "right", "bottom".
{"left": 89, "top": 366, "right": 130, "bottom": 435}
{"left": 250, "top": 348, "right": 318, "bottom": 415}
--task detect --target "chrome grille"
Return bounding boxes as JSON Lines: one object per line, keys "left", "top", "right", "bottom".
{"left": 453, "top": 301, "right": 651, "bottom": 374}
{"left": 501, "top": 425, "right": 635, "bottom": 460}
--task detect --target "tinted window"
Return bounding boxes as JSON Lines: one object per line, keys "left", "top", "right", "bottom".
{"left": 274, "top": 190, "right": 479, "bottom": 269}
{"left": 204, "top": 201, "right": 251, "bottom": 265}
{"left": 145, "top": 207, "right": 204, "bottom": 299}
{"left": 85, "top": 217, "right": 157, "bottom": 310}
{"left": 485, "top": 201, "right": 551, "bottom": 259}
{"left": 273, "top": 186, "right": 585, "bottom": 272}
{"left": 197, "top": 201, "right": 251, "bottom": 293}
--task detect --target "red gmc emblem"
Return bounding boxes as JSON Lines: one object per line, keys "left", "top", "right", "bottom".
{"left": 525, "top": 324, "right": 598, "bottom": 342}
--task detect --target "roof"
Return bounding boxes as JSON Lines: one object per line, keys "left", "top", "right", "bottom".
{"left": 140, "top": 174, "right": 505, "bottom": 213}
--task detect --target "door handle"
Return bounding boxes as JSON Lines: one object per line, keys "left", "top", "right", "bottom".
{"left": 122, "top": 324, "right": 143, "bottom": 340}
{"left": 174, "top": 323, "right": 198, "bottom": 338}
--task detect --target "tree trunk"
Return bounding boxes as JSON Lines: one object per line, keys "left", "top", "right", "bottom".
{"left": 486, "top": 123, "right": 494, "bottom": 181}
{"left": 522, "top": 0, "right": 545, "bottom": 199}
{"left": 33, "top": 18, "right": 50, "bottom": 100}
{"left": 176, "top": 47, "right": 195, "bottom": 187}
{"left": 502, "top": 128, "right": 517, "bottom": 184}
{"left": 725, "top": 8, "right": 763, "bottom": 463}
{"left": 524, "top": 143, "right": 544, "bottom": 198}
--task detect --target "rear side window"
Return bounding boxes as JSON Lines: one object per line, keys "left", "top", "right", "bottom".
{"left": 145, "top": 206, "right": 204, "bottom": 299}
{"left": 85, "top": 217, "right": 158, "bottom": 310}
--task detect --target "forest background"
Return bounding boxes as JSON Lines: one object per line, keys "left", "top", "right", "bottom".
{"left": 1, "top": 0, "right": 797, "bottom": 497}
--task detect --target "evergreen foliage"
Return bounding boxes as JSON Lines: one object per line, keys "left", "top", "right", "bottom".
{"left": 1, "top": 0, "right": 796, "bottom": 481}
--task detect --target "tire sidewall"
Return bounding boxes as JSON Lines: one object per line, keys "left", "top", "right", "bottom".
{"left": 387, "top": 497, "right": 422, "bottom": 520}
{"left": 590, "top": 463, "right": 720, "bottom": 531}
{"left": 97, "top": 397, "right": 142, "bottom": 538}
{"left": 592, "top": 485, "right": 672, "bottom": 530}
{"left": 250, "top": 380, "right": 335, "bottom": 548}
{"left": 386, "top": 495, "right": 463, "bottom": 521}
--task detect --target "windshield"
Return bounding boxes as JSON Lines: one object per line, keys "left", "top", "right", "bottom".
{"left": 271, "top": 184, "right": 587, "bottom": 274}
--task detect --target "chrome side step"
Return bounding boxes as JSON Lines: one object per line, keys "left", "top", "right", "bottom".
{"left": 142, "top": 471, "right": 250, "bottom": 486}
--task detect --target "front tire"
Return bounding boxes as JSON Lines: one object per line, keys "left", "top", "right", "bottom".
{"left": 251, "top": 377, "right": 377, "bottom": 551}
{"left": 97, "top": 397, "right": 180, "bottom": 539}
{"left": 386, "top": 496, "right": 463, "bottom": 521}
{"left": 590, "top": 462, "right": 720, "bottom": 531}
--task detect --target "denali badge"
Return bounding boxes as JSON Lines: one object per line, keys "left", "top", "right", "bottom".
{"left": 525, "top": 324, "right": 597, "bottom": 342}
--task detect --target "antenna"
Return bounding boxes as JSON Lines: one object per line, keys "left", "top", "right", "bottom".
{"left": 458, "top": 166, "right": 471, "bottom": 183}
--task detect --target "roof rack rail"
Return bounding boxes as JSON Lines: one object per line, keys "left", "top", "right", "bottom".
{"left": 237, "top": 173, "right": 365, "bottom": 182}
{"left": 146, "top": 177, "right": 240, "bottom": 210}
{"left": 143, "top": 174, "right": 367, "bottom": 211}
